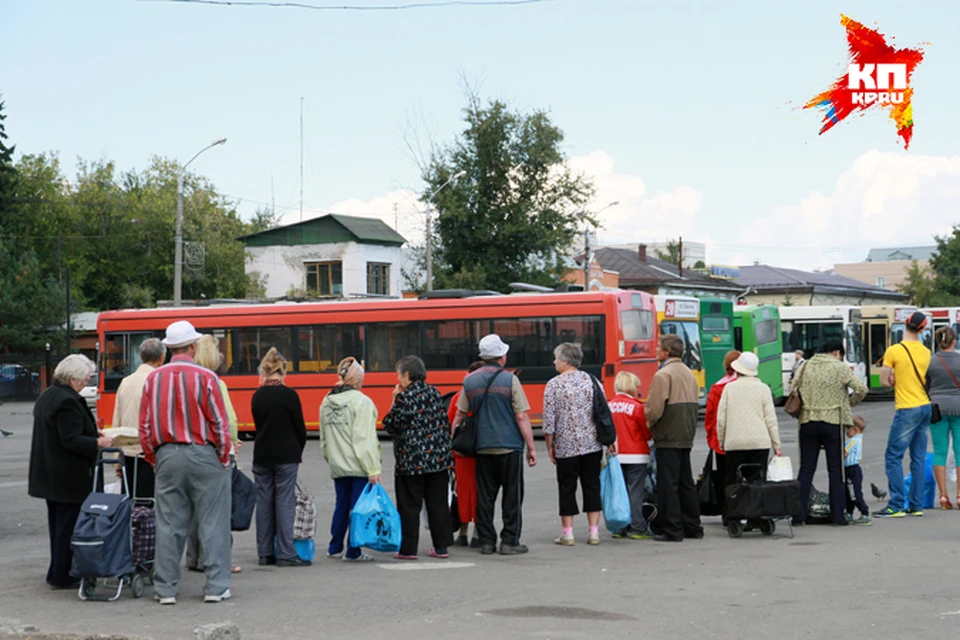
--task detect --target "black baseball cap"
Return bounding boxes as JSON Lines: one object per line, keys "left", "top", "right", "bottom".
{"left": 906, "top": 311, "right": 928, "bottom": 332}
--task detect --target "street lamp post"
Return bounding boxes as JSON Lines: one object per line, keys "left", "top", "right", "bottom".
{"left": 580, "top": 200, "right": 619, "bottom": 291}
{"left": 424, "top": 170, "right": 466, "bottom": 293}
{"left": 174, "top": 138, "right": 227, "bottom": 307}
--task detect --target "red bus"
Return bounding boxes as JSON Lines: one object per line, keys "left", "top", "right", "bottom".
{"left": 96, "top": 290, "right": 658, "bottom": 435}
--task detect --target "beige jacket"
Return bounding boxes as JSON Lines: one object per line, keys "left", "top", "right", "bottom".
{"left": 717, "top": 376, "right": 781, "bottom": 451}
{"left": 111, "top": 364, "right": 155, "bottom": 428}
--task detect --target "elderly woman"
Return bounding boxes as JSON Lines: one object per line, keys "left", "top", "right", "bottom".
{"left": 320, "top": 357, "right": 382, "bottom": 562}
{"left": 29, "top": 354, "right": 113, "bottom": 588}
{"left": 252, "top": 348, "right": 308, "bottom": 567}
{"left": 186, "top": 334, "right": 241, "bottom": 574}
{"left": 543, "top": 342, "right": 615, "bottom": 547}
{"left": 716, "top": 352, "right": 783, "bottom": 519}
{"left": 929, "top": 326, "right": 960, "bottom": 509}
{"left": 382, "top": 356, "right": 453, "bottom": 560}
{"left": 795, "top": 339, "right": 867, "bottom": 525}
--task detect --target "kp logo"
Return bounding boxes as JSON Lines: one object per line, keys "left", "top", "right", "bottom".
{"left": 804, "top": 15, "right": 925, "bottom": 149}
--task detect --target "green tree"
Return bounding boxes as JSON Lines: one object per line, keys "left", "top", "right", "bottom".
{"left": 0, "top": 93, "right": 15, "bottom": 220}
{"left": 928, "top": 227, "right": 960, "bottom": 303}
{"left": 0, "top": 236, "right": 65, "bottom": 352}
{"left": 425, "top": 94, "right": 594, "bottom": 292}
{"left": 655, "top": 239, "right": 681, "bottom": 265}
{"left": 898, "top": 260, "right": 942, "bottom": 306}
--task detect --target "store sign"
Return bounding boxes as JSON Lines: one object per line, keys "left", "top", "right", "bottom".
{"left": 710, "top": 265, "right": 741, "bottom": 280}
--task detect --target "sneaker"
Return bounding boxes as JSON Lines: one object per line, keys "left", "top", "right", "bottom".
{"left": 853, "top": 514, "right": 872, "bottom": 526}
{"left": 428, "top": 548, "right": 450, "bottom": 558}
{"left": 155, "top": 594, "right": 177, "bottom": 605}
{"left": 277, "top": 556, "right": 311, "bottom": 567}
{"left": 844, "top": 512, "right": 854, "bottom": 524}
{"left": 873, "top": 507, "right": 906, "bottom": 518}
{"left": 499, "top": 544, "right": 529, "bottom": 555}
{"left": 611, "top": 530, "right": 628, "bottom": 539}
{"left": 454, "top": 534, "right": 469, "bottom": 547}
{"left": 204, "top": 589, "right": 231, "bottom": 603}
{"left": 587, "top": 532, "right": 600, "bottom": 545}
{"left": 628, "top": 531, "right": 653, "bottom": 540}
{"left": 343, "top": 552, "right": 374, "bottom": 562}
{"left": 906, "top": 508, "right": 924, "bottom": 517}
{"left": 554, "top": 534, "right": 575, "bottom": 546}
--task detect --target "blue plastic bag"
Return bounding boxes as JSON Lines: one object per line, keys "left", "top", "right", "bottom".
{"left": 903, "top": 452, "right": 936, "bottom": 509}
{"left": 274, "top": 537, "right": 316, "bottom": 562}
{"left": 600, "top": 455, "right": 631, "bottom": 533}
{"left": 349, "top": 483, "right": 401, "bottom": 553}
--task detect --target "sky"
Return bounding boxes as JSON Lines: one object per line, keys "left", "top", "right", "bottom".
{"left": 2, "top": 0, "right": 959, "bottom": 272}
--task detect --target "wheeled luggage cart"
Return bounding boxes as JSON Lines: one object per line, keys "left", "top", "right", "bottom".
{"left": 724, "top": 463, "right": 799, "bottom": 539}
{"left": 75, "top": 448, "right": 155, "bottom": 601}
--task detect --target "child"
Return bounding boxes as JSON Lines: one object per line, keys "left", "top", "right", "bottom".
{"left": 845, "top": 416, "right": 872, "bottom": 525}
{"left": 607, "top": 372, "right": 652, "bottom": 539}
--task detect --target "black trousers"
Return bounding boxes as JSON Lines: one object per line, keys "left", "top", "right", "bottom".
{"left": 712, "top": 452, "right": 727, "bottom": 514}
{"left": 476, "top": 451, "right": 524, "bottom": 546}
{"left": 845, "top": 463, "right": 869, "bottom": 516}
{"left": 555, "top": 451, "right": 603, "bottom": 516}
{"left": 395, "top": 471, "right": 453, "bottom": 556}
{"left": 46, "top": 500, "right": 82, "bottom": 587}
{"left": 654, "top": 448, "right": 702, "bottom": 540}
{"left": 798, "top": 421, "right": 847, "bottom": 525}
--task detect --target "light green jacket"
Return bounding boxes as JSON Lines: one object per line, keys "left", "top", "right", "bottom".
{"left": 319, "top": 387, "right": 382, "bottom": 478}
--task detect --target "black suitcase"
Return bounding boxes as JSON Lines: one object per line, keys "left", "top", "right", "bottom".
{"left": 726, "top": 479, "right": 802, "bottom": 520}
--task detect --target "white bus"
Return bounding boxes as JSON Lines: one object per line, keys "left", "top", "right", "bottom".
{"left": 779, "top": 306, "right": 866, "bottom": 394}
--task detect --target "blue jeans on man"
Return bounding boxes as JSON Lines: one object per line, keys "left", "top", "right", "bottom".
{"left": 884, "top": 404, "right": 932, "bottom": 512}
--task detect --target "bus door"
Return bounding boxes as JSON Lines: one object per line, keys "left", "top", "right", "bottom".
{"left": 861, "top": 318, "right": 888, "bottom": 389}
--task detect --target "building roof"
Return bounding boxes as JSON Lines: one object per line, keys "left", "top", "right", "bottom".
{"left": 736, "top": 264, "right": 907, "bottom": 300}
{"left": 865, "top": 246, "right": 937, "bottom": 262}
{"left": 592, "top": 247, "right": 742, "bottom": 293}
{"left": 239, "top": 213, "right": 406, "bottom": 247}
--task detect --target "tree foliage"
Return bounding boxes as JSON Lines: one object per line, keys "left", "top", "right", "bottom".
{"left": 655, "top": 239, "right": 681, "bottom": 265}
{"left": 424, "top": 94, "right": 594, "bottom": 292}
{"left": 0, "top": 236, "right": 65, "bottom": 352}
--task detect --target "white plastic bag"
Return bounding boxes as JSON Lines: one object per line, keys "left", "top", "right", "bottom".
{"left": 104, "top": 481, "right": 122, "bottom": 494}
{"left": 767, "top": 455, "right": 794, "bottom": 482}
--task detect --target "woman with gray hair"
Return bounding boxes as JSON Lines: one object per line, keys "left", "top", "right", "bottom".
{"left": 29, "top": 354, "right": 114, "bottom": 588}
{"left": 542, "top": 342, "right": 616, "bottom": 546}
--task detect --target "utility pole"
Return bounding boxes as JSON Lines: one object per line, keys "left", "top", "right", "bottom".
{"left": 424, "top": 170, "right": 466, "bottom": 292}
{"left": 583, "top": 223, "right": 590, "bottom": 291}
{"left": 299, "top": 95, "right": 304, "bottom": 223}
{"left": 678, "top": 236, "right": 684, "bottom": 278}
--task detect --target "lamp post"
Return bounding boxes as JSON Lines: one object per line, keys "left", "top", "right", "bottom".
{"left": 424, "top": 169, "right": 466, "bottom": 293}
{"left": 579, "top": 200, "right": 619, "bottom": 290}
{"left": 174, "top": 137, "right": 227, "bottom": 307}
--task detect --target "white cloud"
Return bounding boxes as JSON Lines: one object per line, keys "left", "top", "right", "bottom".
{"left": 732, "top": 150, "right": 960, "bottom": 270}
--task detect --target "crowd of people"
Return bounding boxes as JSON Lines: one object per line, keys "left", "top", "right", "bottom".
{"left": 27, "top": 309, "right": 958, "bottom": 603}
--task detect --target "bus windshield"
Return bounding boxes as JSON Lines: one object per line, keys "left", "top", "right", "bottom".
{"left": 661, "top": 321, "right": 703, "bottom": 371}
{"left": 754, "top": 319, "right": 779, "bottom": 346}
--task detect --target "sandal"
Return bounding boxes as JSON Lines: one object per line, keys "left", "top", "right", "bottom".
{"left": 940, "top": 494, "right": 953, "bottom": 510}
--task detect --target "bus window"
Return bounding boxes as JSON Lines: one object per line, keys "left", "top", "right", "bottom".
{"left": 890, "top": 323, "right": 905, "bottom": 346}
{"left": 702, "top": 316, "right": 731, "bottom": 332}
{"left": 423, "top": 320, "right": 475, "bottom": 371}
{"left": 491, "top": 318, "right": 554, "bottom": 367}
{"left": 366, "top": 322, "right": 421, "bottom": 372}
{"left": 661, "top": 321, "right": 703, "bottom": 371}
{"left": 845, "top": 323, "right": 863, "bottom": 364}
{"left": 754, "top": 319, "right": 779, "bottom": 345}
{"left": 236, "top": 327, "right": 294, "bottom": 374}
{"left": 103, "top": 332, "right": 162, "bottom": 392}
{"left": 297, "top": 325, "right": 364, "bottom": 373}
{"left": 555, "top": 316, "right": 603, "bottom": 365}
{"left": 620, "top": 310, "right": 655, "bottom": 341}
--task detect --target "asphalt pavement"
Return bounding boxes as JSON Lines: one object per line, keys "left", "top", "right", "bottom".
{"left": 1, "top": 399, "right": 959, "bottom": 640}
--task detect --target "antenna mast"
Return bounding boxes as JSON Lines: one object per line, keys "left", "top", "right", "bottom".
{"left": 299, "top": 94, "right": 304, "bottom": 223}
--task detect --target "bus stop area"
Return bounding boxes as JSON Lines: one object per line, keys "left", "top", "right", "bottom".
{"left": 1, "top": 399, "right": 959, "bottom": 640}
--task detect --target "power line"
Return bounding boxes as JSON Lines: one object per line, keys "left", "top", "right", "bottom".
{"left": 143, "top": 0, "right": 550, "bottom": 10}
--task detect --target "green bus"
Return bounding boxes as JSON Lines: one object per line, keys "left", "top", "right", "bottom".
{"left": 733, "top": 304, "right": 784, "bottom": 402}
{"left": 700, "top": 299, "right": 735, "bottom": 391}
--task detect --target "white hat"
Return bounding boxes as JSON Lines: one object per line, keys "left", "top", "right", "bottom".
{"left": 478, "top": 334, "right": 510, "bottom": 359}
{"left": 731, "top": 352, "right": 760, "bottom": 377}
{"left": 162, "top": 320, "right": 203, "bottom": 349}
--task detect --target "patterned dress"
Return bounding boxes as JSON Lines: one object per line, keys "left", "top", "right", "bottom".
{"left": 542, "top": 370, "right": 603, "bottom": 459}
{"left": 382, "top": 380, "right": 454, "bottom": 475}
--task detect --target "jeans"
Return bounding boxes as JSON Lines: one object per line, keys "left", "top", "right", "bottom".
{"left": 884, "top": 405, "right": 932, "bottom": 511}
{"left": 845, "top": 464, "right": 869, "bottom": 516}
{"left": 329, "top": 476, "right": 368, "bottom": 559}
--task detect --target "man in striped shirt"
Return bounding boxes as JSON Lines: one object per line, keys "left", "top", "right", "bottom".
{"left": 138, "top": 320, "right": 232, "bottom": 605}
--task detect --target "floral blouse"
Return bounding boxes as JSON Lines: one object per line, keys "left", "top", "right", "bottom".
{"left": 542, "top": 370, "right": 603, "bottom": 459}
{"left": 382, "top": 380, "right": 454, "bottom": 476}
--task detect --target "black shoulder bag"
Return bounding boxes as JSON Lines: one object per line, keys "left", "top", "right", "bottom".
{"left": 451, "top": 368, "right": 503, "bottom": 457}
{"left": 590, "top": 375, "right": 617, "bottom": 447}
{"left": 900, "top": 343, "right": 941, "bottom": 424}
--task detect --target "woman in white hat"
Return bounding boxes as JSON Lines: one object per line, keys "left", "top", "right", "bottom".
{"left": 716, "top": 352, "right": 783, "bottom": 497}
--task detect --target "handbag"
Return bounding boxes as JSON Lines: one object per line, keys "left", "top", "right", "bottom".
{"left": 590, "top": 375, "right": 617, "bottom": 447}
{"left": 230, "top": 465, "right": 256, "bottom": 532}
{"left": 697, "top": 450, "right": 722, "bottom": 516}
{"left": 900, "top": 343, "right": 941, "bottom": 424}
{"left": 451, "top": 367, "right": 502, "bottom": 456}
{"left": 784, "top": 361, "right": 807, "bottom": 419}
{"left": 293, "top": 481, "right": 317, "bottom": 540}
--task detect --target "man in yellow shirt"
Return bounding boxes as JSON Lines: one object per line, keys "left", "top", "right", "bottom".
{"left": 875, "top": 311, "right": 932, "bottom": 518}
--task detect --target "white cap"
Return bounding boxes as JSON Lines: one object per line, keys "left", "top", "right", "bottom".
{"left": 731, "top": 352, "right": 760, "bottom": 377}
{"left": 162, "top": 320, "right": 203, "bottom": 349}
{"left": 478, "top": 334, "right": 510, "bottom": 359}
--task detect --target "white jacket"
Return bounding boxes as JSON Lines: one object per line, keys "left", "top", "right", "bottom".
{"left": 717, "top": 376, "right": 781, "bottom": 452}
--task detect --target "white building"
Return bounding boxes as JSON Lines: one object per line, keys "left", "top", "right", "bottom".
{"left": 241, "top": 214, "right": 407, "bottom": 299}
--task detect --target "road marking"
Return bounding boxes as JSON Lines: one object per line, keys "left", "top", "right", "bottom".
{"left": 938, "top": 610, "right": 960, "bottom": 617}
{"left": 0, "top": 481, "right": 27, "bottom": 490}
{"left": 379, "top": 561, "right": 475, "bottom": 571}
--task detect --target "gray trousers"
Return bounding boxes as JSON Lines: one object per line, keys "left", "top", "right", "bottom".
{"left": 253, "top": 463, "right": 299, "bottom": 560}
{"left": 154, "top": 444, "right": 231, "bottom": 598}
{"left": 621, "top": 462, "right": 649, "bottom": 533}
